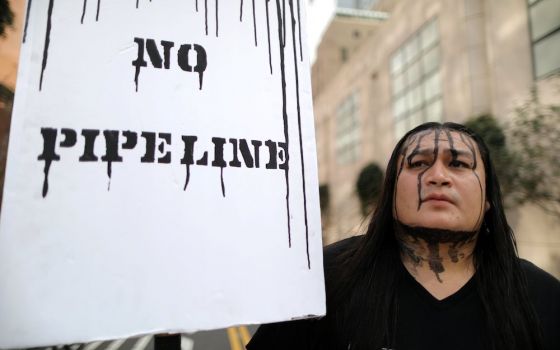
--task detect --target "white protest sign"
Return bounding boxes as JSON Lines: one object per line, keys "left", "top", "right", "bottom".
{"left": 0, "top": 0, "right": 324, "bottom": 347}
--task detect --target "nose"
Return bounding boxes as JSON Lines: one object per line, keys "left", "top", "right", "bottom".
{"left": 425, "top": 160, "right": 450, "bottom": 187}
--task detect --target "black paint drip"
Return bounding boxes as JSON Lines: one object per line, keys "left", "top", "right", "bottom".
{"left": 296, "top": 0, "right": 302, "bottom": 61}
{"left": 81, "top": 0, "right": 87, "bottom": 24}
{"left": 416, "top": 129, "right": 441, "bottom": 210}
{"left": 281, "top": 0, "right": 286, "bottom": 48}
{"left": 288, "top": 0, "right": 310, "bottom": 269}
{"left": 96, "top": 0, "right": 100, "bottom": 21}
{"left": 252, "top": 0, "right": 257, "bottom": 46}
{"left": 239, "top": 0, "right": 243, "bottom": 21}
{"left": 196, "top": 0, "right": 198, "bottom": 12}
{"left": 265, "top": 0, "right": 272, "bottom": 74}
{"left": 274, "top": 0, "right": 291, "bottom": 248}
{"left": 220, "top": 167, "right": 225, "bottom": 197}
{"left": 184, "top": 164, "right": 191, "bottom": 190}
{"left": 215, "top": 0, "right": 219, "bottom": 37}
{"left": 39, "top": 0, "right": 55, "bottom": 91}
{"left": 23, "top": 0, "right": 33, "bottom": 43}
{"left": 205, "top": 0, "right": 208, "bottom": 35}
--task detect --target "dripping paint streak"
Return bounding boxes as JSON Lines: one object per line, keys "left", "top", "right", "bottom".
{"left": 266, "top": 0, "right": 272, "bottom": 74}
{"left": 96, "top": 0, "right": 100, "bottom": 21}
{"left": 184, "top": 164, "right": 191, "bottom": 190}
{"left": 81, "top": 0, "right": 87, "bottom": 24}
{"left": 204, "top": 0, "right": 208, "bottom": 35}
{"left": 252, "top": 0, "right": 257, "bottom": 46}
{"left": 282, "top": 0, "right": 285, "bottom": 47}
{"left": 42, "top": 160, "right": 52, "bottom": 198}
{"left": 215, "top": 0, "right": 218, "bottom": 37}
{"left": 220, "top": 167, "right": 226, "bottom": 197}
{"left": 39, "top": 0, "right": 55, "bottom": 91}
{"left": 275, "top": 0, "right": 291, "bottom": 247}
{"left": 23, "top": 0, "right": 33, "bottom": 43}
{"left": 107, "top": 161, "right": 112, "bottom": 191}
{"left": 289, "top": 0, "right": 310, "bottom": 269}
{"left": 296, "top": 0, "right": 302, "bottom": 62}
{"left": 239, "top": 0, "right": 243, "bottom": 21}
{"left": 136, "top": 0, "right": 139, "bottom": 9}
{"left": 196, "top": 0, "right": 198, "bottom": 12}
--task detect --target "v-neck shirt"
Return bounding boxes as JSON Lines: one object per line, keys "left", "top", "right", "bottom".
{"left": 395, "top": 261, "right": 487, "bottom": 350}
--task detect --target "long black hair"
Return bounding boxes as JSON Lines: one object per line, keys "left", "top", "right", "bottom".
{"left": 325, "top": 122, "right": 543, "bottom": 350}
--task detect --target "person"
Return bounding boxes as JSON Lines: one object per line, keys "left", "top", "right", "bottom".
{"left": 247, "top": 122, "right": 560, "bottom": 350}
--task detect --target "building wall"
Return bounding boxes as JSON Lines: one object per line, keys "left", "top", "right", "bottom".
{"left": 313, "top": 0, "right": 560, "bottom": 276}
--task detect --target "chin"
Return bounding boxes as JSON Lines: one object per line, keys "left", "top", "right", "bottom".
{"left": 407, "top": 219, "right": 468, "bottom": 232}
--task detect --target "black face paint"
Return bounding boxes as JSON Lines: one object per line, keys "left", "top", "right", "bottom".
{"left": 405, "top": 128, "right": 442, "bottom": 210}
{"left": 395, "top": 221, "right": 478, "bottom": 282}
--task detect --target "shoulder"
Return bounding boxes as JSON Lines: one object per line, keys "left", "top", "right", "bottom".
{"left": 519, "top": 259, "right": 560, "bottom": 295}
{"left": 323, "top": 235, "right": 364, "bottom": 269}
{"left": 519, "top": 259, "right": 560, "bottom": 350}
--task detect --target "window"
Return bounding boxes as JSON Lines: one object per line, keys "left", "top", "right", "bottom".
{"left": 335, "top": 92, "right": 360, "bottom": 164}
{"left": 528, "top": 0, "right": 560, "bottom": 78}
{"left": 390, "top": 18, "right": 442, "bottom": 139}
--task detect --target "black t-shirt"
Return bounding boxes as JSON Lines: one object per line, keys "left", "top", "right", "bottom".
{"left": 247, "top": 236, "right": 560, "bottom": 350}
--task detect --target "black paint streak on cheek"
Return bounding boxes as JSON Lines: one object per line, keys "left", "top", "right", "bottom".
{"left": 81, "top": 0, "right": 87, "bottom": 24}
{"left": 96, "top": 0, "right": 100, "bottom": 21}
{"left": 39, "top": 0, "right": 55, "bottom": 91}
{"left": 23, "top": 0, "right": 33, "bottom": 43}
{"left": 289, "top": 0, "right": 310, "bottom": 269}
{"left": 239, "top": 0, "right": 243, "bottom": 21}
{"left": 416, "top": 129, "right": 441, "bottom": 210}
{"left": 196, "top": 0, "right": 199, "bottom": 12}
{"left": 252, "top": 0, "right": 257, "bottom": 46}
{"left": 275, "top": 0, "right": 291, "bottom": 248}
{"left": 266, "top": 0, "right": 272, "bottom": 74}
{"left": 136, "top": 0, "right": 139, "bottom": 9}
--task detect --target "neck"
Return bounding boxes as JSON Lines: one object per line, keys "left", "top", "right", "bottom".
{"left": 394, "top": 221, "right": 478, "bottom": 285}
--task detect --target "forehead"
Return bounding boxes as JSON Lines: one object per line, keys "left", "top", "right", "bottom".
{"left": 403, "top": 129, "right": 480, "bottom": 156}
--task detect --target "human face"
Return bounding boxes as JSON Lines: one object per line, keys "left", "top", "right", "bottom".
{"left": 393, "top": 128, "right": 487, "bottom": 232}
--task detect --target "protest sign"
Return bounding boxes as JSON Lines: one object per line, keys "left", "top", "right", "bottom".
{"left": 0, "top": 0, "right": 324, "bottom": 347}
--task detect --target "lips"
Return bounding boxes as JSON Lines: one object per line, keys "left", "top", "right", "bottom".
{"left": 423, "top": 193, "right": 453, "bottom": 203}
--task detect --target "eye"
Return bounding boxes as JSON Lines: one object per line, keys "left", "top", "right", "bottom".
{"left": 409, "top": 160, "right": 430, "bottom": 168}
{"left": 449, "top": 160, "right": 471, "bottom": 168}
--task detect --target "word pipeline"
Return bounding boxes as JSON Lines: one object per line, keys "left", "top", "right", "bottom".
{"left": 37, "top": 127, "right": 288, "bottom": 198}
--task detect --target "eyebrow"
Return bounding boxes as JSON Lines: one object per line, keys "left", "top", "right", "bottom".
{"left": 409, "top": 148, "right": 474, "bottom": 159}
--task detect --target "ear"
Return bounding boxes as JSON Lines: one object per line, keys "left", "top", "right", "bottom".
{"left": 485, "top": 200, "right": 491, "bottom": 212}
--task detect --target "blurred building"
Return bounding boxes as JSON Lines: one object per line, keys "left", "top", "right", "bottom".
{"left": 313, "top": 0, "right": 560, "bottom": 276}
